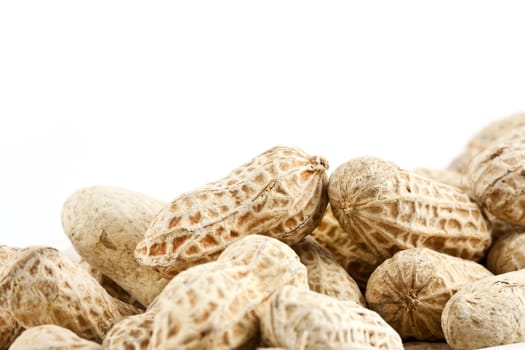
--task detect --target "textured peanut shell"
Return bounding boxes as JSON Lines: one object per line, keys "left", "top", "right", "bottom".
{"left": 365, "top": 248, "right": 492, "bottom": 340}
{"left": 412, "top": 168, "right": 465, "bottom": 191}
{"left": 291, "top": 236, "right": 365, "bottom": 305}
{"left": 0, "top": 246, "right": 138, "bottom": 342}
{"left": 135, "top": 145, "right": 329, "bottom": 274}
{"left": 442, "top": 269, "right": 525, "bottom": 349}
{"left": 61, "top": 186, "right": 169, "bottom": 306}
{"left": 8, "top": 325, "right": 102, "bottom": 350}
{"left": 260, "top": 286, "right": 403, "bottom": 350}
{"left": 310, "top": 205, "right": 372, "bottom": 288}
{"left": 0, "top": 246, "right": 22, "bottom": 350}
{"left": 329, "top": 157, "right": 491, "bottom": 285}
{"left": 487, "top": 231, "right": 525, "bottom": 274}
{"left": 466, "top": 142, "right": 525, "bottom": 226}
{"left": 102, "top": 312, "right": 154, "bottom": 350}
{"left": 449, "top": 113, "right": 525, "bottom": 173}
{"left": 149, "top": 262, "right": 260, "bottom": 350}
{"left": 403, "top": 342, "right": 450, "bottom": 350}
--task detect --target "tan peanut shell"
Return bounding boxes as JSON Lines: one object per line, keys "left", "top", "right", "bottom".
{"left": 329, "top": 157, "right": 491, "bottom": 285}
{"left": 449, "top": 113, "right": 525, "bottom": 173}
{"left": 310, "top": 205, "right": 372, "bottom": 288}
{"left": 365, "top": 248, "right": 492, "bottom": 340}
{"left": 135, "top": 145, "right": 329, "bottom": 275}
{"left": 0, "top": 246, "right": 22, "bottom": 350}
{"left": 487, "top": 231, "right": 525, "bottom": 274}
{"left": 412, "top": 167, "right": 465, "bottom": 191}
{"left": 102, "top": 312, "right": 154, "bottom": 350}
{"left": 291, "top": 236, "right": 365, "bottom": 305}
{"left": 61, "top": 186, "right": 170, "bottom": 306}
{"left": 260, "top": 286, "right": 403, "bottom": 350}
{"left": 403, "top": 342, "right": 450, "bottom": 350}
{"left": 466, "top": 141, "right": 525, "bottom": 226}
{"left": 442, "top": 269, "right": 525, "bottom": 349}
{"left": 8, "top": 325, "right": 102, "bottom": 350}
{"left": 0, "top": 246, "right": 138, "bottom": 342}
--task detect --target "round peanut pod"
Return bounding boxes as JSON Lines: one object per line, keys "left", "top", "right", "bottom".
{"left": 0, "top": 246, "right": 139, "bottom": 342}
{"left": 442, "top": 269, "right": 525, "bottom": 349}
{"left": 0, "top": 245, "right": 22, "bottom": 350}
{"left": 487, "top": 231, "right": 525, "bottom": 274}
{"left": 310, "top": 205, "right": 372, "bottom": 289}
{"left": 449, "top": 113, "right": 525, "bottom": 173}
{"left": 9, "top": 325, "right": 102, "bottom": 350}
{"left": 102, "top": 313, "right": 154, "bottom": 350}
{"left": 328, "top": 157, "right": 491, "bottom": 286}
{"left": 466, "top": 141, "right": 525, "bottom": 226}
{"left": 403, "top": 342, "right": 450, "bottom": 350}
{"left": 291, "top": 236, "right": 365, "bottom": 305}
{"left": 365, "top": 248, "right": 492, "bottom": 340}
{"left": 135, "top": 145, "right": 329, "bottom": 275}
{"left": 260, "top": 286, "right": 403, "bottom": 350}
{"left": 61, "top": 186, "right": 169, "bottom": 307}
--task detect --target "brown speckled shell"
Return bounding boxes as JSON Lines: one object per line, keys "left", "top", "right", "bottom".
{"left": 260, "top": 286, "right": 403, "bottom": 350}
{"left": 466, "top": 141, "right": 525, "bottom": 226}
{"left": 329, "top": 157, "right": 491, "bottom": 286}
{"left": 9, "top": 325, "right": 102, "bottom": 350}
{"left": 487, "top": 231, "right": 525, "bottom": 274}
{"left": 103, "top": 312, "right": 154, "bottom": 350}
{"left": 62, "top": 186, "right": 169, "bottom": 307}
{"left": 0, "top": 247, "right": 138, "bottom": 342}
{"left": 442, "top": 269, "right": 525, "bottom": 349}
{"left": 291, "top": 236, "right": 365, "bottom": 305}
{"left": 135, "top": 145, "right": 329, "bottom": 275}
{"left": 0, "top": 245, "right": 22, "bottom": 350}
{"left": 365, "top": 248, "right": 492, "bottom": 340}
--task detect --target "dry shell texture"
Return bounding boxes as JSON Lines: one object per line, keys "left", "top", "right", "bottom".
{"left": 412, "top": 168, "right": 464, "bottom": 191}
{"left": 135, "top": 145, "right": 329, "bottom": 275}
{"left": 0, "top": 246, "right": 138, "bottom": 342}
{"left": 487, "top": 231, "right": 525, "bottom": 274}
{"left": 292, "top": 236, "right": 365, "bottom": 305}
{"left": 310, "top": 205, "right": 372, "bottom": 288}
{"left": 62, "top": 186, "right": 169, "bottom": 307}
{"left": 103, "top": 313, "right": 154, "bottom": 350}
{"left": 329, "top": 157, "right": 491, "bottom": 285}
{"left": 9, "top": 325, "right": 102, "bottom": 350}
{"left": 466, "top": 141, "right": 525, "bottom": 226}
{"left": 442, "top": 269, "right": 525, "bottom": 349}
{"left": 0, "top": 246, "right": 22, "bottom": 350}
{"left": 403, "top": 342, "right": 450, "bottom": 350}
{"left": 365, "top": 248, "right": 492, "bottom": 340}
{"left": 449, "top": 113, "right": 525, "bottom": 173}
{"left": 260, "top": 286, "right": 403, "bottom": 350}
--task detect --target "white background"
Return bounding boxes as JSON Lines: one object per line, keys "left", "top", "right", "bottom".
{"left": 1, "top": 1, "right": 525, "bottom": 249}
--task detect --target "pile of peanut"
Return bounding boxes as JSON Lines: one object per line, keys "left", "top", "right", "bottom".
{"left": 2, "top": 114, "right": 525, "bottom": 350}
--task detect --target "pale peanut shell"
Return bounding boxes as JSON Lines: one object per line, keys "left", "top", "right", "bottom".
{"left": 329, "top": 157, "right": 491, "bottom": 286}
{"left": 260, "top": 286, "right": 403, "bottom": 350}
{"left": 102, "top": 312, "right": 154, "bottom": 350}
{"left": 442, "top": 269, "right": 525, "bottom": 349}
{"left": 487, "top": 231, "right": 525, "bottom": 274}
{"left": 403, "top": 342, "right": 450, "bottom": 350}
{"left": 0, "top": 246, "right": 22, "bottom": 350}
{"left": 0, "top": 246, "right": 138, "bottom": 342}
{"left": 61, "top": 186, "right": 169, "bottom": 306}
{"left": 365, "top": 248, "right": 492, "bottom": 340}
{"left": 291, "top": 236, "right": 365, "bottom": 305}
{"left": 8, "top": 325, "right": 101, "bottom": 350}
{"left": 135, "top": 145, "right": 329, "bottom": 275}
{"left": 412, "top": 167, "right": 465, "bottom": 191}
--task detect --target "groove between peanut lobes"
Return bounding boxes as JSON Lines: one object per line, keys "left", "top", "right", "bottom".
{"left": 135, "top": 148, "right": 328, "bottom": 268}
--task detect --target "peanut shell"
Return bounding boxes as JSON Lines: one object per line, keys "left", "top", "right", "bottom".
{"left": 365, "top": 248, "right": 492, "bottom": 340}
{"left": 102, "top": 313, "right": 154, "bottom": 350}
{"left": 260, "top": 286, "right": 403, "bottom": 350}
{"left": 442, "top": 269, "right": 525, "bottom": 349}
{"left": 61, "top": 186, "right": 169, "bottom": 306}
{"left": 487, "top": 231, "right": 525, "bottom": 274}
{"left": 403, "top": 342, "right": 450, "bottom": 350}
{"left": 291, "top": 236, "right": 365, "bottom": 305}
{"left": 0, "top": 246, "right": 22, "bottom": 350}
{"left": 329, "top": 157, "right": 491, "bottom": 285}
{"left": 0, "top": 246, "right": 138, "bottom": 342}
{"left": 8, "top": 325, "right": 101, "bottom": 350}
{"left": 412, "top": 167, "right": 465, "bottom": 191}
{"left": 135, "top": 145, "right": 329, "bottom": 275}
